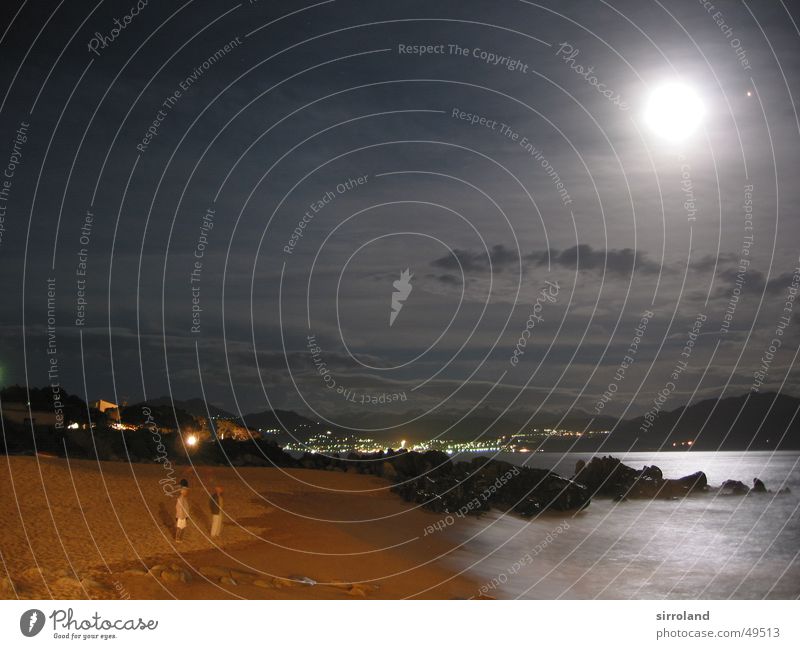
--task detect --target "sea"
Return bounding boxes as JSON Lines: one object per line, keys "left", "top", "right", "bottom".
{"left": 450, "top": 451, "right": 800, "bottom": 599}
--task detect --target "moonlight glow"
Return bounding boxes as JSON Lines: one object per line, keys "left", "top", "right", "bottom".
{"left": 644, "top": 82, "right": 706, "bottom": 141}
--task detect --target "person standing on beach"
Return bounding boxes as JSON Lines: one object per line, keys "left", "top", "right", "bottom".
{"left": 175, "top": 487, "right": 190, "bottom": 542}
{"left": 210, "top": 485, "right": 224, "bottom": 538}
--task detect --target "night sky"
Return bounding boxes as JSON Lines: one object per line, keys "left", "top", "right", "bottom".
{"left": 1, "top": 0, "right": 799, "bottom": 432}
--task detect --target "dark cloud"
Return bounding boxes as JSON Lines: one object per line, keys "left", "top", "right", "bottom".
{"left": 765, "top": 271, "right": 799, "bottom": 295}
{"left": 427, "top": 273, "right": 462, "bottom": 286}
{"left": 691, "top": 253, "right": 739, "bottom": 273}
{"left": 431, "top": 244, "right": 522, "bottom": 273}
{"left": 431, "top": 243, "right": 659, "bottom": 277}
{"left": 714, "top": 267, "right": 798, "bottom": 298}
{"left": 532, "top": 245, "right": 661, "bottom": 276}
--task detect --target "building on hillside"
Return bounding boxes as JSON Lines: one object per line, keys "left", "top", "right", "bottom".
{"left": 90, "top": 399, "right": 121, "bottom": 424}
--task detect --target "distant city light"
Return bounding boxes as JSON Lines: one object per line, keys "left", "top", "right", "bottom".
{"left": 281, "top": 427, "right": 611, "bottom": 455}
{"left": 186, "top": 434, "right": 198, "bottom": 447}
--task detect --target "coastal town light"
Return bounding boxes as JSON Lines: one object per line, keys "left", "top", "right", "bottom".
{"left": 185, "top": 434, "right": 198, "bottom": 447}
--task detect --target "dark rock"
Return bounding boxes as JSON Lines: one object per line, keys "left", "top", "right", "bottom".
{"left": 422, "top": 450, "right": 452, "bottom": 471}
{"left": 641, "top": 465, "right": 663, "bottom": 481}
{"left": 720, "top": 479, "right": 750, "bottom": 495}
{"left": 390, "top": 457, "right": 590, "bottom": 516}
{"left": 655, "top": 472, "right": 707, "bottom": 499}
{"left": 674, "top": 471, "right": 707, "bottom": 492}
{"left": 574, "top": 456, "right": 708, "bottom": 500}
{"left": 379, "top": 461, "right": 398, "bottom": 480}
{"left": 376, "top": 449, "right": 452, "bottom": 481}
{"left": 573, "top": 456, "right": 640, "bottom": 497}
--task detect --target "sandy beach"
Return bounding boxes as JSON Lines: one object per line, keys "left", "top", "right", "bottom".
{"left": 0, "top": 455, "right": 478, "bottom": 599}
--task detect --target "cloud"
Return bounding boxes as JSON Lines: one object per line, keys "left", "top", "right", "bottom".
{"left": 714, "top": 266, "right": 797, "bottom": 298}
{"left": 431, "top": 244, "right": 522, "bottom": 273}
{"left": 691, "top": 253, "right": 739, "bottom": 273}
{"left": 765, "top": 271, "right": 799, "bottom": 295}
{"left": 534, "top": 245, "right": 660, "bottom": 275}
{"left": 427, "top": 273, "right": 461, "bottom": 286}
{"left": 431, "top": 243, "right": 660, "bottom": 277}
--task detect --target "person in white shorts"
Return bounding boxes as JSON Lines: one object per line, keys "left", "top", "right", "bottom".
{"left": 210, "top": 485, "right": 224, "bottom": 538}
{"left": 175, "top": 487, "right": 190, "bottom": 542}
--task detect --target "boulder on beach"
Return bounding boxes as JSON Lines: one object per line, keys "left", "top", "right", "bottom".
{"left": 160, "top": 565, "right": 192, "bottom": 584}
{"left": 121, "top": 567, "right": 148, "bottom": 577}
{"left": 230, "top": 569, "right": 258, "bottom": 583}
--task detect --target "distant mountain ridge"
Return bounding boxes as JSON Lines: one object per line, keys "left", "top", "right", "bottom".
{"left": 11, "top": 388, "right": 796, "bottom": 450}
{"left": 613, "top": 391, "right": 800, "bottom": 450}
{"left": 145, "top": 399, "right": 320, "bottom": 433}
{"left": 147, "top": 397, "right": 236, "bottom": 420}
{"left": 241, "top": 392, "right": 800, "bottom": 449}
{"left": 241, "top": 409, "right": 319, "bottom": 432}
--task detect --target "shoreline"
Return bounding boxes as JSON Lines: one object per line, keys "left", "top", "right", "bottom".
{"left": 4, "top": 451, "right": 794, "bottom": 600}
{"left": 0, "top": 455, "right": 478, "bottom": 599}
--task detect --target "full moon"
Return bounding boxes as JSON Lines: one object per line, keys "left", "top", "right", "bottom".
{"left": 644, "top": 82, "right": 705, "bottom": 141}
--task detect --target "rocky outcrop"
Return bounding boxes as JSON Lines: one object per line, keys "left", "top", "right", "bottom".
{"left": 292, "top": 449, "right": 591, "bottom": 514}
{"left": 388, "top": 454, "right": 590, "bottom": 515}
{"left": 574, "top": 456, "right": 640, "bottom": 497}
{"left": 574, "top": 456, "right": 708, "bottom": 500}
{"left": 720, "top": 479, "right": 750, "bottom": 496}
